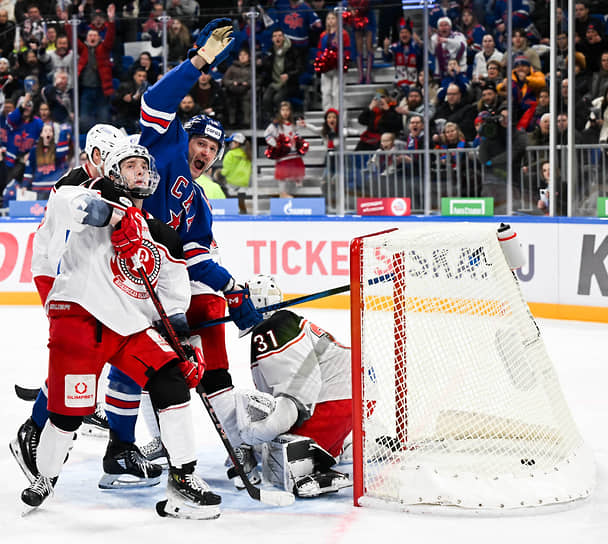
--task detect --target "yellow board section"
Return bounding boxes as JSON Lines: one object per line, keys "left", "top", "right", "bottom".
{"left": 1, "top": 292, "right": 606, "bottom": 323}
{"left": 0, "top": 293, "right": 42, "bottom": 305}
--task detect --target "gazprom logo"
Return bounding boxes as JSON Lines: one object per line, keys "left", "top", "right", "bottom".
{"left": 283, "top": 200, "right": 312, "bottom": 215}
{"left": 271, "top": 198, "right": 325, "bottom": 216}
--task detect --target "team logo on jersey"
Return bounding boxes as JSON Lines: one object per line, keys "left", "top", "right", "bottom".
{"left": 111, "top": 239, "right": 161, "bottom": 299}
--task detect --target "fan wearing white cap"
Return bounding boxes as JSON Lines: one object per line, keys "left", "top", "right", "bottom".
{"left": 429, "top": 16, "right": 467, "bottom": 77}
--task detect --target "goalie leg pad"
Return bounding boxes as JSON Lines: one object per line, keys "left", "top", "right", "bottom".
{"left": 261, "top": 434, "right": 352, "bottom": 497}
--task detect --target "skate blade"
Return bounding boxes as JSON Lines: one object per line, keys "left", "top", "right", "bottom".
{"left": 156, "top": 499, "right": 221, "bottom": 520}
{"left": 98, "top": 473, "right": 161, "bottom": 489}
{"left": 80, "top": 424, "right": 109, "bottom": 439}
{"left": 21, "top": 503, "right": 41, "bottom": 517}
{"left": 9, "top": 440, "right": 36, "bottom": 484}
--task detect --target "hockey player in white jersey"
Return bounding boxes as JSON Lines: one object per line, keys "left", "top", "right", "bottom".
{"left": 10, "top": 124, "right": 165, "bottom": 491}
{"left": 211, "top": 275, "right": 351, "bottom": 497}
{"left": 17, "top": 141, "right": 221, "bottom": 519}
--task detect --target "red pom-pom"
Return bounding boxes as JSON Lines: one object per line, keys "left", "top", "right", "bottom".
{"left": 353, "top": 15, "right": 369, "bottom": 30}
{"left": 295, "top": 136, "right": 309, "bottom": 155}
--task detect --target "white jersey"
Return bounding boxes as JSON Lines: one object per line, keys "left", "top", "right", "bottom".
{"left": 42, "top": 185, "right": 190, "bottom": 336}
{"left": 249, "top": 310, "right": 351, "bottom": 422}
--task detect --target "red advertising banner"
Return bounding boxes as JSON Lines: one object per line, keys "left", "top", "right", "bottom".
{"left": 357, "top": 197, "right": 411, "bottom": 216}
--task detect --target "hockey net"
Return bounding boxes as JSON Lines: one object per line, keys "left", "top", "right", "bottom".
{"left": 350, "top": 224, "right": 595, "bottom": 511}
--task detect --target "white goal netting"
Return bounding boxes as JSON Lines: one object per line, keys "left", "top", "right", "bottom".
{"left": 350, "top": 224, "right": 595, "bottom": 511}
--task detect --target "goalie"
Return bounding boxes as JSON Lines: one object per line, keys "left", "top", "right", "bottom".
{"left": 232, "top": 275, "right": 352, "bottom": 498}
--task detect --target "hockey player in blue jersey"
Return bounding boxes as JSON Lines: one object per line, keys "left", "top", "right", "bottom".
{"left": 102, "top": 19, "right": 264, "bottom": 477}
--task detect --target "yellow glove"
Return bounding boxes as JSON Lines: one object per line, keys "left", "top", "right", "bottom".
{"left": 197, "top": 24, "right": 234, "bottom": 65}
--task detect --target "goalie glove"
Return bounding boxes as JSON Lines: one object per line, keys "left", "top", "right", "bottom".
{"left": 178, "top": 335, "right": 205, "bottom": 389}
{"left": 111, "top": 206, "right": 145, "bottom": 259}
{"left": 236, "top": 391, "right": 298, "bottom": 445}
{"left": 188, "top": 17, "right": 235, "bottom": 67}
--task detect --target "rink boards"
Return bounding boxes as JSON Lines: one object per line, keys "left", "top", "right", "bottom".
{"left": 0, "top": 215, "right": 606, "bottom": 323}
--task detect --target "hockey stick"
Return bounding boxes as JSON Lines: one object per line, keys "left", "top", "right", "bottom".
{"left": 14, "top": 384, "right": 40, "bottom": 401}
{"left": 132, "top": 256, "right": 295, "bottom": 507}
{"left": 193, "top": 283, "right": 350, "bottom": 330}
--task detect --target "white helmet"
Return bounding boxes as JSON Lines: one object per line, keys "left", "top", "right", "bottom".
{"left": 85, "top": 124, "right": 125, "bottom": 175}
{"left": 104, "top": 142, "right": 160, "bottom": 199}
{"left": 247, "top": 275, "right": 283, "bottom": 318}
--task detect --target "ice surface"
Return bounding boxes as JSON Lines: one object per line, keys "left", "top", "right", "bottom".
{"left": 0, "top": 307, "right": 605, "bottom": 544}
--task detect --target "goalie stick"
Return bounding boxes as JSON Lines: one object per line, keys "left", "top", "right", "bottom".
{"left": 131, "top": 255, "right": 295, "bottom": 507}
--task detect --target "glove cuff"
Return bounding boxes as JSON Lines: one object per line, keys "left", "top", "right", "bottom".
{"left": 197, "top": 47, "right": 215, "bottom": 65}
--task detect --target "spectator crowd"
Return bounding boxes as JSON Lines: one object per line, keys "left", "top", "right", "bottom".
{"left": 0, "top": 1, "right": 607, "bottom": 214}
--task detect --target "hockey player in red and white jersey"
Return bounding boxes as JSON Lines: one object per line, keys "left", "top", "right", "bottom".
{"left": 11, "top": 124, "right": 167, "bottom": 492}
{"left": 17, "top": 141, "right": 222, "bottom": 520}
{"left": 233, "top": 275, "right": 353, "bottom": 498}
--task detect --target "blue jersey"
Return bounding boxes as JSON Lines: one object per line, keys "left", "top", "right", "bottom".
{"left": 6, "top": 108, "right": 44, "bottom": 168}
{"left": 140, "top": 60, "right": 232, "bottom": 294}
{"left": 23, "top": 125, "right": 71, "bottom": 193}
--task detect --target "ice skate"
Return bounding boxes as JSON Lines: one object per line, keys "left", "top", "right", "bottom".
{"left": 156, "top": 462, "right": 221, "bottom": 520}
{"left": 9, "top": 417, "right": 41, "bottom": 483}
{"left": 80, "top": 403, "right": 110, "bottom": 438}
{"left": 21, "top": 474, "right": 55, "bottom": 509}
{"left": 226, "top": 444, "right": 261, "bottom": 489}
{"left": 293, "top": 469, "right": 352, "bottom": 498}
{"left": 98, "top": 431, "right": 163, "bottom": 489}
{"left": 140, "top": 435, "right": 169, "bottom": 469}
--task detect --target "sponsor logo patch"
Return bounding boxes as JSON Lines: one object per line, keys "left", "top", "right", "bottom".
{"left": 65, "top": 374, "right": 96, "bottom": 407}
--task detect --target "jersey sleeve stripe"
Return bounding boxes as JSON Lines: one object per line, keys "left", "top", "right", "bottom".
{"left": 184, "top": 247, "right": 209, "bottom": 258}
{"left": 186, "top": 253, "right": 213, "bottom": 268}
{"left": 141, "top": 96, "right": 175, "bottom": 134}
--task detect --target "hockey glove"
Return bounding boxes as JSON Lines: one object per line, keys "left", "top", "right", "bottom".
{"left": 70, "top": 193, "right": 112, "bottom": 227}
{"left": 225, "top": 285, "right": 263, "bottom": 333}
{"left": 188, "top": 17, "right": 235, "bottom": 67}
{"left": 178, "top": 339, "right": 205, "bottom": 389}
{"left": 111, "top": 206, "right": 145, "bottom": 259}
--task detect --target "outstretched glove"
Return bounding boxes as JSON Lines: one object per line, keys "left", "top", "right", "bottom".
{"left": 111, "top": 206, "right": 145, "bottom": 259}
{"left": 225, "top": 285, "right": 263, "bottom": 333}
{"left": 179, "top": 338, "right": 205, "bottom": 389}
{"left": 188, "top": 17, "right": 235, "bottom": 67}
{"left": 70, "top": 193, "right": 112, "bottom": 226}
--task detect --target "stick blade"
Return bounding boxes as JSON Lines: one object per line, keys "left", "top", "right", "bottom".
{"left": 259, "top": 489, "right": 295, "bottom": 506}
{"left": 14, "top": 384, "right": 40, "bottom": 401}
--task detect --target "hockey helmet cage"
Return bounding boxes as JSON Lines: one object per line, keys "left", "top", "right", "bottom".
{"left": 183, "top": 114, "right": 226, "bottom": 166}
{"left": 85, "top": 124, "right": 125, "bottom": 174}
{"left": 247, "top": 275, "right": 283, "bottom": 317}
{"left": 105, "top": 142, "right": 160, "bottom": 199}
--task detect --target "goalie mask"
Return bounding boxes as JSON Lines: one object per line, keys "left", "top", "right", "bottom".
{"left": 247, "top": 274, "right": 283, "bottom": 318}
{"left": 105, "top": 143, "right": 160, "bottom": 199}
